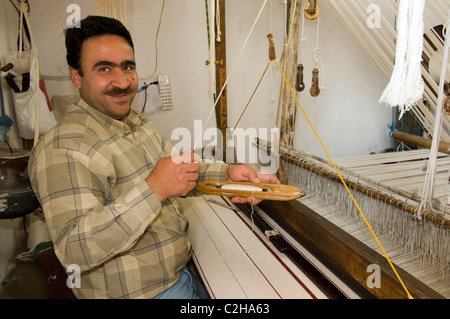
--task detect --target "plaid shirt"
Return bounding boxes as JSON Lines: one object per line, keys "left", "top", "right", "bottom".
{"left": 29, "top": 99, "right": 227, "bottom": 299}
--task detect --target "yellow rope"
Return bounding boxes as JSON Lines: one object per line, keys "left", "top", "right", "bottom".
{"left": 273, "top": 58, "right": 413, "bottom": 299}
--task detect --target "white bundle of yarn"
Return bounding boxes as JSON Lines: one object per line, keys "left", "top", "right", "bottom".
{"left": 379, "top": 0, "right": 425, "bottom": 119}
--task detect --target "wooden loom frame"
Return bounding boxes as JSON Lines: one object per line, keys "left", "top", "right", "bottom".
{"left": 277, "top": 144, "right": 450, "bottom": 229}
{"left": 257, "top": 199, "right": 445, "bottom": 299}
{"left": 197, "top": 0, "right": 449, "bottom": 298}
{"left": 255, "top": 139, "right": 449, "bottom": 298}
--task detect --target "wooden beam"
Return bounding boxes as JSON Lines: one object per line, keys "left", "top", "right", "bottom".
{"left": 215, "top": 0, "right": 227, "bottom": 152}
{"left": 280, "top": 0, "right": 302, "bottom": 146}
{"left": 391, "top": 131, "right": 450, "bottom": 154}
{"left": 258, "top": 200, "right": 445, "bottom": 299}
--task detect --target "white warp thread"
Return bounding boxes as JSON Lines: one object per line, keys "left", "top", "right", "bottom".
{"left": 379, "top": 0, "right": 425, "bottom": 119}
{"left": 418, "top": 16, "right": 450, "bottom": 217}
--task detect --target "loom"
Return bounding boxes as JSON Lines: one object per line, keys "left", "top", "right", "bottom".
{"left": 252, "top": 140, "right": 449, "bottom": 298}
{"left": 242, "top": 0, "right": 450, "bottom": 298}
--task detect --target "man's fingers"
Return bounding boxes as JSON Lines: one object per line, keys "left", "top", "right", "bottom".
{"left": 231, "top": 196, "right": 262, "bottom": 205}
{"left": 259, "top": 173, "right": 280, "bottom": 184}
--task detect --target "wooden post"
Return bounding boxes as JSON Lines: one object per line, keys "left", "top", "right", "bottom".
{"left": 280, "top": 0, "right": 302, "bottom": 147}
{"left": 215, "top": 0, "right": 228, "bottom": 154}
{"left": 391, "top": 131, "right": 450, "bottom": 154}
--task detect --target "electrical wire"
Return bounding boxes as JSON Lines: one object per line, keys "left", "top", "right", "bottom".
{"left": 140, "top": 0, "right": 165, "bottom": 81}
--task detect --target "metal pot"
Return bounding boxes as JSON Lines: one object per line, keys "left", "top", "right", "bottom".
{"left": 0, "top": 148, "right": 40, "bottom": 219}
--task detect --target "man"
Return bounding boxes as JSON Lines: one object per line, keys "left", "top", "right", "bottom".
{"left": 29, "top": 16, "right": 279, "bottom": 299}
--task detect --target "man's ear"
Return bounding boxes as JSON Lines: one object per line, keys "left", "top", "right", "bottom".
{"left": 69, "top": 66, "right": 82, "bottom": 89}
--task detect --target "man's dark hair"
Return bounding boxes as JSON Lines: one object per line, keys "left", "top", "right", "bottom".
{"left": 65, "top": 15, "right": 134, "bottom": 75}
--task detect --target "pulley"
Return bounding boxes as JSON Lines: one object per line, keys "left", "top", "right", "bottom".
{"left": 304, "top": 0, "right": 320, "bottom": 20}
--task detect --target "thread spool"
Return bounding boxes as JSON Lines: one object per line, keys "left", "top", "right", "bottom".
{"left": 295, "top": 64, "right": 305, "bottom": 92}
{"left": 267, "top": 33, "right": 276, "bottom": 61}
{"left": 310, "top": 68, "right": 320, "bottom": 97}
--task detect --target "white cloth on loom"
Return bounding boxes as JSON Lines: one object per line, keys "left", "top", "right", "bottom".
{"left": 379, "top": 0, "right": 425, "bottom": 119}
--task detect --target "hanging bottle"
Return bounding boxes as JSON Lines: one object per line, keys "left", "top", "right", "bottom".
{"left": 310, "top": 68, "right": 320, "bottom": 97}
{"left": 295, "top": 64, "right": 305, "bottom": 92}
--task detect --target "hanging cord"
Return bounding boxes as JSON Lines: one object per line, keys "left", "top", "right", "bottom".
{"left": 215, "top": 0, "right": 222, "bottom": 42}
{"left": 208, "top": 0, "right": 216, "bottom": 97}
{"left": 243, "top": 189, "right": 258, "bottom": 251}
{"left": 0, "top": 66, "right": 14, "bottom": 153}
{"left": 8, "top": 0, "right": 29, "bottom": 14}
{"left": 273, "top": 58, "right": 413, "bottom": 300}
{"left": 418, "top": 14, "right": 450, "bottom": 216}
{"left": 307, "top": 14, "right": 324, "bottom": 98}
{"left": 295, "top": 4, "right": 307, "bottom": 92}
{"left": 300, "top": 5, "right": 306, "bottom": 64}
{"left": 312, "top": 16, "right": 325, "bottom": 92}
{"left": 18, "top": 1, "right": 40, "bottom": 146}
{"left": 205, "top": 0, "right": 211, "bottom": 48}
{"left": 140, "top": 0, "right": 165, "bottom": 81}
{"left": 267, "top": 0, "right": 276, "bottom": 104}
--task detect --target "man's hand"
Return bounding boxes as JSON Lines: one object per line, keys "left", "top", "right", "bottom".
{"left": 146, "top": 151, "right": 200, "bottom": 202}
{"left": 225, "top": 164, "right": 280, "bottom": 204}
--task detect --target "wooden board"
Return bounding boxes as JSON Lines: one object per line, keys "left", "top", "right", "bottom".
{"left": 181, "top": 195, "right": 332, "bottom": 299}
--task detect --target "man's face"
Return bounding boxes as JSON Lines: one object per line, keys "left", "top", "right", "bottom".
{"left": 69, "top": 35, "right": 138, "bottom": 122}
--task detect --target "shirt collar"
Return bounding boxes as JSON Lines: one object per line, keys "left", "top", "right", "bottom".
{"left": 77, "top": 98, "right": 145, "bottom": 135}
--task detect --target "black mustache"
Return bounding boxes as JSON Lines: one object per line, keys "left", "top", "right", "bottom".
{"left": 104, "top": 87, "right": 132, "bottom": 96}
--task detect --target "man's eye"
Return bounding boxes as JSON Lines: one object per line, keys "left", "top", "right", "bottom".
{"left": 123, "top": 65, "right": 135, "bottom": 71}
{"left": 99, "top": 67, "right": 110, "bottom": 72}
